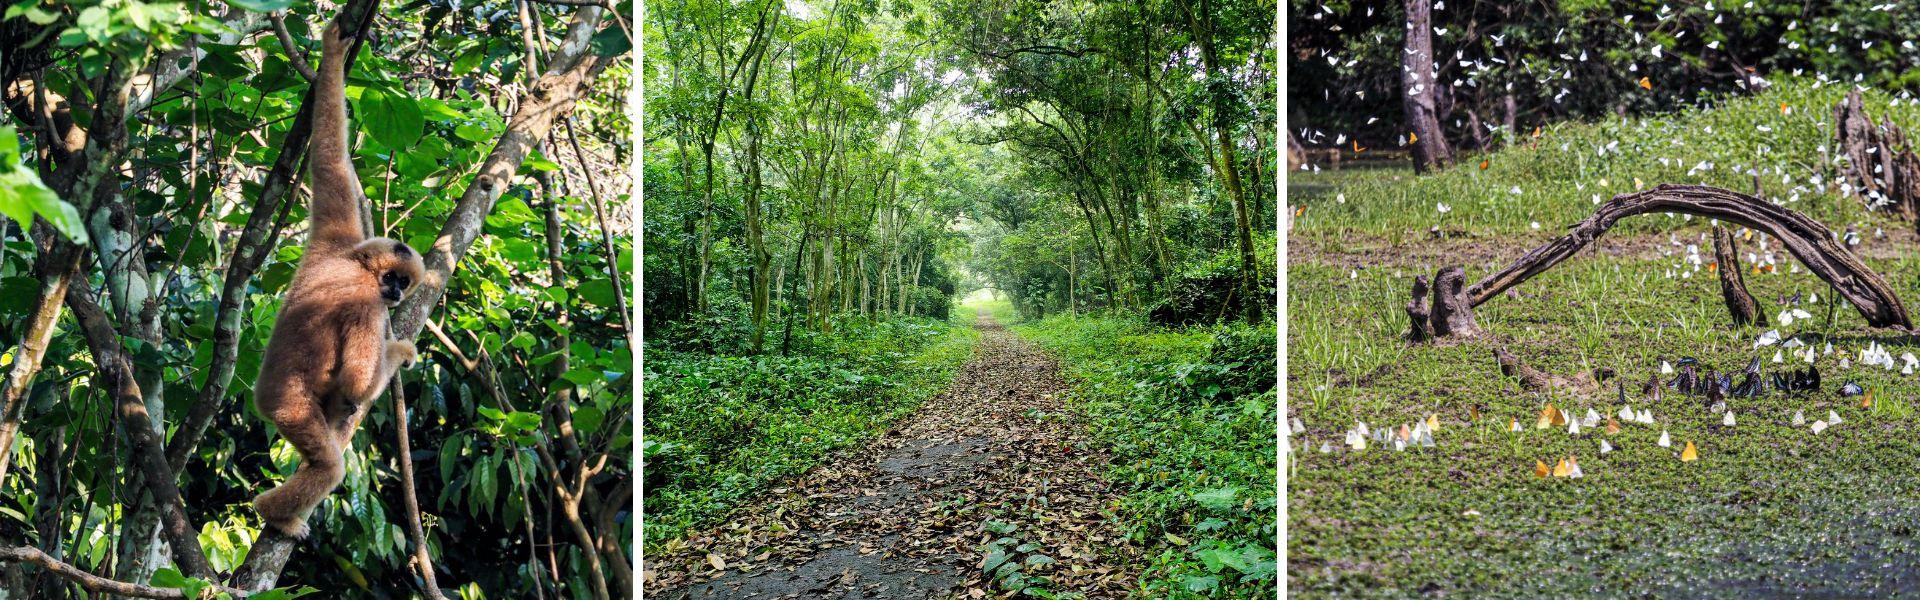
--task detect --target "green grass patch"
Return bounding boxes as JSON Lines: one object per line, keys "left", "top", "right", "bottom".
{"left": 1016, "top": 315, "right": 1278, "bottom": 599}
{"left": 1291, "top": 80, "right": 1920, "bottom": 596}
{"left": 642, "top": 316, "right": 979, "bottom": 548}
{"left": 963, "top": 295, "right": 1021, "bottom": 325}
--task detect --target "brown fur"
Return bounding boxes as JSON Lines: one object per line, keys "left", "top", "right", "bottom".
{"left": 252, "top": 19, "right": 427, "bottom": 539}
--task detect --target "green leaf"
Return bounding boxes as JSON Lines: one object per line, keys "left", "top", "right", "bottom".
{"left": 358, "top": 88, "right": 425, "bottom": 150}
{"left": 572, "top": 405, "right": 604, "bottom": 435}
{"left": 225, "top": 0, "right": 292, "bottom": 13}
{"left": 589, "top": 26, "right": 631, "bottom": 58}
{"left": 0, "top": 168, "right": 88, "bottom": 243}
{"left": 576, "top": 278, "right": 617, "bottom": 308}
{"left": 1191, "top": 486, "right": 1239, "bottom": 511}
{"left": 1183, "top": 575, "right": 1220, "bottom": 592}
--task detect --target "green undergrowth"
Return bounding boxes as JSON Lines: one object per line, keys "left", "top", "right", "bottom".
{"left": 1292, "top": 79, "right": 1917, "bottom": 245}
{"left": 641, "top": 315, "right": 979, "bottom": 548}
{"left": 1016, "top": 314, "right": 1278, "bottom": 599}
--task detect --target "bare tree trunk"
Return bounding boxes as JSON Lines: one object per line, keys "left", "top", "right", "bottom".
{"left": 1402, "top": 0, "right": 1454, "bottom": 173}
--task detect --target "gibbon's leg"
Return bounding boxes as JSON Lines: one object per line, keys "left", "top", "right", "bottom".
{"left": 308, "top": 18, "right": 369, "bottom": 255}
{"left": 253, "top": 380, "right": 342, "bottom": 539}
{"left": 328, "top": 325, "right": 417, "bottom": 445}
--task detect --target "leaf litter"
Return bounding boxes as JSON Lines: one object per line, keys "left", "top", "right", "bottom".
{"left": 648, "top": 315, "right": 1138, "bottom": 598}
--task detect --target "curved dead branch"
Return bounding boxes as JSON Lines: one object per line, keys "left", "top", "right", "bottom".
{"left": 1463, "top": 184, "right": 1910, "bottom": 330}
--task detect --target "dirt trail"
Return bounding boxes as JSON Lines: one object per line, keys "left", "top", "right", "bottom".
{"left": 647, "top": 312, "right": 1139, "bottom": 599}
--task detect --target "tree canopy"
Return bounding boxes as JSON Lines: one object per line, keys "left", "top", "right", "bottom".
{"left": 643, "top": 0, "right": 1276, "bottom": 350}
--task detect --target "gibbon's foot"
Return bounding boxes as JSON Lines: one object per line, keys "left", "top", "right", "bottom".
{"left": 387, "top": 340, "right": 418, "bottom": 367}
{"left": 252, "top": 493, "right": 313, "bottom": 539}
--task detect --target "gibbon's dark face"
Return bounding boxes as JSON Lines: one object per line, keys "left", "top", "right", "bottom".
{"left": 352, "top": 237, "right": 427, "bottom": 307}
{"left": 380, "top": 269, "right": 412, "bottom": 305}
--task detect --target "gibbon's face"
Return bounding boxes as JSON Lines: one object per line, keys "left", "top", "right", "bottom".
{"left": 352, "top": 238, "right": 428, "bottom": 306}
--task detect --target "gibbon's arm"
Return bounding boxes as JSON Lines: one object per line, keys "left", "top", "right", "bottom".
{"left": 307, "top": 22, "right": 367, "bottom": 256}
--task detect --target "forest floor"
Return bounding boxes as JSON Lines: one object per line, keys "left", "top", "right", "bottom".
{"left": 1289, "top": 154, "right": 1920, "bottom": 593}
{"left": 648, "top": 312, "right": 1139, "bottom": 599}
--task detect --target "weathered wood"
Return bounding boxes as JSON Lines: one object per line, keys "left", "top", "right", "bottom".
{"left": 1463, "top": 184, "right": 1910, "bottom": 329}
{"left": 1406, "top": 274, "right": 1434, "bottom": 341}
{"left": 1834, "top": 89, "right": 1920, "bottom": 220}
{"left": 1493, "top": 347, "right": 1599, "bottom": 396}
{"left": 1493, "top": 347, "right": 1551, "bottom": 391}
{"left": 1712, "top": 225, "right": 1760, "bottom": 326}
{"left": 1430, "top": 266, "right": 1480, "bottom": 337}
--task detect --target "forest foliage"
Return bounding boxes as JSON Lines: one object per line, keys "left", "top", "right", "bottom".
{"left": 1018, "top": 313, "right": 1278, "bottom": 598}
{"left": 0, "top": 0, "right": 632, "bottom": 596}
{"left": 1291, "top": 0, "right": 1920, "bottom": 149}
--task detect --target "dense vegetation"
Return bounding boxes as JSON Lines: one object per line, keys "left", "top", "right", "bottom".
{"left": 643, "top": 0, "right": 1277, "bottom": 597}
{"left": 0, "top": 0, "right": 631, "bottom": 596}
{"left": 1015, "top": 308, "right": 1277, "bottom": 598}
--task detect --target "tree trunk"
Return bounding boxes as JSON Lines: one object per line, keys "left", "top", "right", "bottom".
{"left": 1402, "top": 0, "right": 1454, "bottom": 173}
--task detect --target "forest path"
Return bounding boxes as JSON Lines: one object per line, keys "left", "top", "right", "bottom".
{"left": 651, "top": 311, "right": 1139, "bottom": 599}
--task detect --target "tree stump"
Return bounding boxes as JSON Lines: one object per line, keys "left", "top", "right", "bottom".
{"left": 1406, "top": 274, "right": 1435, "bottom": 342}
{"left": 1430, "top": 266, "right": 1480, "bottom": 337}
{"left": 1712, "top": 225, "right": 1760, "bottom": 326}
{"left": 1834, "top": 89, "right": 1920, "bottom": 221}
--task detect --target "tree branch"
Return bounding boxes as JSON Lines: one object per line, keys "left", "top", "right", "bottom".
{"left": 390, "top": 379, "right": 447, "bottom": 599}
{"left": 64, "top": 284, "right": 216, "bottom": 580}
{"left": 272, "top": 12, "right": 318, "bottom": 82}
{"left": 0, "top": 546, "right": 243, "bottom": 599}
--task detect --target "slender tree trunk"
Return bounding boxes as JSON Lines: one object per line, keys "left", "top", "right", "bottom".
{"left": 1401, "top": 0, "right": 1454, "bottom": 173}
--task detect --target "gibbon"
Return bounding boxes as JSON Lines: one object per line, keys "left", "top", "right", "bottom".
{"left": 251, "top": 18, "right": 427, "bottom": 539}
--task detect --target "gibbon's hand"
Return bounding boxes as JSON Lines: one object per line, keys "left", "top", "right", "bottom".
{"left": 387, "top": 340, "right": 419, "bottom": 368}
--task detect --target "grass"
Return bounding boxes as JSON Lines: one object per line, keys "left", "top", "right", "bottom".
{"left": 641, "top": 315, "right": 978, "bottom": 548}
{"left": 1289, "top": 80, "right": 1920, "bottom": 596}
{"left": 1013, "top": 311, "right": 1278, "bottom": 599}
{"left": 1293, "top": 79, "right": 1920, "bottom": 247}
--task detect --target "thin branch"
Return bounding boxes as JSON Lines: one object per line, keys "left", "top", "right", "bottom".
{"left": 523, "top": 0, "right": 612, "bottom": 8}
{"left": 65, "top": 284, "right": 216, "bottom": 580}
{"left": 0, "top": 546, "right": 243, "bottom": 599}
{"left": 390, "top": 377, "right": 447, "bottom": 599}
{"left": 272, "top": 12, "right": 319, "bottom": 82}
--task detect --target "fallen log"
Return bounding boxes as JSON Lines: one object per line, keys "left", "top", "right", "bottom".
{"left": 1493, "top": 346, "right": 1599, "bottom": 396}
{"left": 1712, "top": 224, "right": 1759, "bottom": 326}
{"left": 1406, "top": 184, "right": 1911, "bottom": 339}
